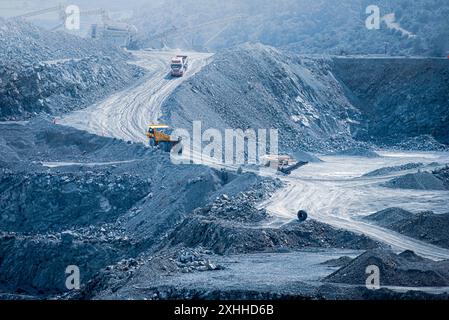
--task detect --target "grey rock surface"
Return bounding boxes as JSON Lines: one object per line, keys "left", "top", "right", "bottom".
{"left": 364, "top": 207, "right": 449, "bottom": 249}
{"left": 0, "top": 19, "right": 145, "bottom": 121}
{"left": 325, "top": 249, "right": 449, "bottom": 287}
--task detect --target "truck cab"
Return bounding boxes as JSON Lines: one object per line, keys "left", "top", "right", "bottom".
{"left": 170, "top": 55, "right": 188, "bottom": 77}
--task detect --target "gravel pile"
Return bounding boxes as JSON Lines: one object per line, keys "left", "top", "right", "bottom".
{"left": 363, "top": 163, "right": 424, "bottom": 177}
{"left": 161, "top": 44, "right": 365, "bottom": 153}
{"left": 0, "top": 18, "right": 129, "bottom": 64}
{"left": 381, "top": 135, "right": 449, "bottom": 152}
{"left": 333, "top": 58, "right": 449, "bottom": 147}
{"left": 383, "top": 171, "right": 447, "bottom": 191}
{"left": 365, "top": 208, "right": 449, "bottom": 249}
{"left": 166, "top": 182, "right": 381, "bottom": 255}
{"left": 325, "top": 249, "right": 449, "bottom": 287}
{"left": 0, "top": 19, "right": 145, "bottom": 121}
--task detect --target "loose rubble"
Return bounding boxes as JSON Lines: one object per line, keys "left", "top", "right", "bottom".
{"left": 365, "top": 208, "right": 449, "bottom": 249}
{"left": 0, "top": 19, "right": 144, "bottom": 121}
{"left": 383, "top": 170, "right": 448, "bottom": 191}
{"left": 325, "top": 249, "right": 449, "bottom": 287}
{"left": 363, "top": 163, "right": 425, "bottom": 177}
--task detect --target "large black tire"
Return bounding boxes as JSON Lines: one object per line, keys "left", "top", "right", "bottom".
{"left": 297, "top": 210, "right": 308, "bottom": 222}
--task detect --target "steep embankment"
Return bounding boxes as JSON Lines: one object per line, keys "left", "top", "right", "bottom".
{"left": 0, "top": 119, "right": 261, "bottom": 296}
{"left": 364, "top": 207, "right": 449, "bottom": 249}
{"left": 332, "top": 57, "right": 449, "bottom": 146}
{"left": 0, "top": 19, "right": 144, "bottom": 121}
{"left": 162, "top": 44, "right": 362, "bottom": 153}
{"left": 0, "top": 18, "right": 128, "bottom": 64}
{"left": 162, "top": 44, "right": 449, "bottom": 152}
{"left": 325, "top": 249, "right": 449, "bottom": 287}
{"left": 383, "top": 166, "right": 449, "bottom": 190}
{"left": 0, "top": 120, "right": 384, "bottom": 298}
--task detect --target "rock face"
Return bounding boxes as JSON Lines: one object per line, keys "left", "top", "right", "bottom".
{"left": 325, "top": 249, "right": 449, "bottom": 287}
{"left": 363, "top": 163, "right": 424, "bottom": 177}
{"left": 364, "top": 208, "right": 449, "bottom": 249}
{"left": 0, "top": 19, "right": 145, "bottom": 121}
{"left": 0, "top": 57, "right": 144, "bottom": 120}
{"left": 332, "top": 58, "right": 449, "bottom": 145}
{"left": 289, "top": 150, "right": 322, "bottom": 163}
{"left": 161, "top": 44, "right": 364, "bottom": 153}
{"left": 383, "top": 171, "right": 447, "bottom": 190}
{"left": 384, "top": 135, "right": 449, "bottom": 152}
{"left": 168, "top": 217, "right": 380, "bottom": 255}
{"left": 162, "top": 44, "right": 449, "bottom": 153}
{"left": 166, "top": 185, "right": 381, "bottom": 255}
{"left": 364, "top": 208, "right": 415, "bottom": 228}
{"left": 0, "top": 170, "right": 151, "bottom": 233}
{"left": 0, "top": 228, "right": 135, "bottom": 295}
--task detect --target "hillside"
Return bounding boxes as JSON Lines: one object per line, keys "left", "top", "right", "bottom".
{"left": 0, "top": 19, "right": 144, "bottom": 121}
{"left": 161, "top": 44, "right": 363, "bottom": 153}
{"left": 162, "top": 44, "right": 449, "bottom": 152}
{"left": 0, "top": 18, "right": 129, "bottom": 64}
{"left": 133, "top": 0, "right": 449, "bottom": 57}
{"left": 364, "top": 207, "right": 449, "bottom": 249}
{"left": 332, "top": 57, "right": 449, "bottom": 145}
{"left": 325, "top": 249, "right": 449, "bottom": 287}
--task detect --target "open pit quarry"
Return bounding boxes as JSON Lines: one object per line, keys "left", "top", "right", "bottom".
{"left": 1, "top": 14, "right": 449, "bottom": 301}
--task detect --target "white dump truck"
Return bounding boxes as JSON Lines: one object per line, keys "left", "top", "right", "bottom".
{"left": 170, "top": 55, "right": 189, "bottom": 77}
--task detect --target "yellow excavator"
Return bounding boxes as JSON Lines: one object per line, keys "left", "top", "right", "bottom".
{"left": 147, "top": 125, "right": 181, "bottom": 152}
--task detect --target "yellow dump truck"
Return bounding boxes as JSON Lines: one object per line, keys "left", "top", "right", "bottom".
{"left": 147, "top": 125, "right": 181, "bottom": 152}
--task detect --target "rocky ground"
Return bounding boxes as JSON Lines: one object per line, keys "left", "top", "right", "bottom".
{"left": 364, "top": 208, "right": 449, "bottom": 249}
{"left": 162, "top": 44, "right": 449, "bottom": 154}
{"left": 328, "top": 147, "right": 380, "bottom": 158}
{"left": 0, "top": 120, "right": 389, "bottom": 300}
{"left": 1, "top": 20, "right": 449, "bottom": 300}
{"left": 161, "top": 44, "right": 368, "bottom": 153}
{"left": 378, "top": 135, "right": 449, "bottom": 152}
{"left": 332, "top": 58, "right": 449, "bottom": 146}
{"left": 325, "top": 249, "right": 449, "bottom": 288}
{"left": 383, "top": 166, "right": 449, "bottom": 190}
{"left": 0, "top": 19, "right": 145, "bottom": 121}
{"left": 363, "top": 163, "right": 425, "bottom": 177}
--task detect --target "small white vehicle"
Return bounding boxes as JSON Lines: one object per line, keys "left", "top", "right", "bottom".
{"left": 170, "top": 55, "right": 189, "bottom": 77}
